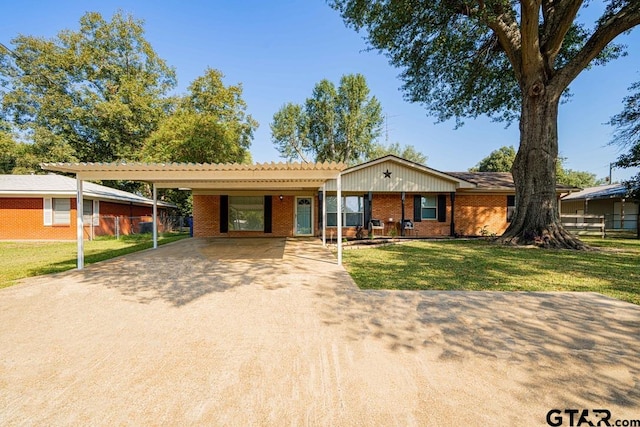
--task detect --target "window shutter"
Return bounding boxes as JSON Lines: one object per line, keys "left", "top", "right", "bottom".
{"left": 437, "top": 195, "right": 447, "bottom": 222}
{"left": 220, "top": 195, "right": 228, "bottom": 233}
{"left": 363, "top": 193, "right": 371, "bottom": 226}
{"left": 264, "top": 196, "right": 272, "bottom": 233}
{"left": 413, "top": 195, "right": 422, "bottom": 222}
{"left": 43, "top": 198, "right": 53, "bottom": 226}
{"left": 318, "top": 191, "right": 323, "bottom": 228}
{"left": 93, "top": 200, "right": 100, "bottom": 226}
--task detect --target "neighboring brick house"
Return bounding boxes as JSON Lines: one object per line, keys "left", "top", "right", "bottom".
{"left": 0, "top": 174, "right": 175, "bottom": 240}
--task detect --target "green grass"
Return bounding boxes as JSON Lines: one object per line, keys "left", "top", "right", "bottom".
{"left": 342, "top": 237, "right": 640, "bottom": 305}
{"left": 0, "top": 233, "right": 190, "bottom": 289}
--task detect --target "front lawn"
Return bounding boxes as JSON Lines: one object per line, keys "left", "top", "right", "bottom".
{"left": 342, "top": 237, "right": 640, "bottom": 305}
{"left": 0, "top": 233, "right": 190, "bottom": 289}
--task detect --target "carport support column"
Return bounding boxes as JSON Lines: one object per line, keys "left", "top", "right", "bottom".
{"left": 337, "top": 173, "right": 342, "bottom": 265}
{"left": 152, "top": 183, "right": 158, "bottom": 249}
{"left": 322, "top": 183, "right": 326, "bottom": 247}
{"left": 76, "top": 175, "right": 84, "bottom": 270}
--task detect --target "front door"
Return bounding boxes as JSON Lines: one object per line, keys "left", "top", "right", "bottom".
{"left": 295, "top": 197, "right": 313, "bottom": 236}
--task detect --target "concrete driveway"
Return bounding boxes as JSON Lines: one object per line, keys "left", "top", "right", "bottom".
{"left": 1, "top": 238, "right": 639, "bottom": 426}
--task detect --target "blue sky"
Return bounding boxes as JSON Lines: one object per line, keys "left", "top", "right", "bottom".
{"left": 2, "top": 0, "right": 639, "bottom": 181}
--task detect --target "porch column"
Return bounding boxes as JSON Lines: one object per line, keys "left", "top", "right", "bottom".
{"left": 76, "top": 176, "right": 84, "bottom": 270}
{"left": 337, "top": 173, "right": 342, "bottom": 265}
{"left": 401, "top": 192, "right": 405, "bottom": 237}
{"left": 152, "top": 183, "right": 158, "bottom": 249}
{"left": 322, "top": 183, "right": 326, "bottom": 247}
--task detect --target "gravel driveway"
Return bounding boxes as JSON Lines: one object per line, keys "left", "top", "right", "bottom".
{"left": 1, "top": 237, "right": 639, "bottom": 426}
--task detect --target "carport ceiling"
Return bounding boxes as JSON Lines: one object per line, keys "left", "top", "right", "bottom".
{"left": 41, "top": 161, "right": 346, "bottom": 189}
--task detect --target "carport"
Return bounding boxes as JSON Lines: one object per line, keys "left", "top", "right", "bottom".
{"left": 41, "top": 161, "right": 346, "bottom": 269}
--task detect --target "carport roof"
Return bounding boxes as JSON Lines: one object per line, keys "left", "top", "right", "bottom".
{"left": 41, "top": 161, "right": 347, "bottom": 189}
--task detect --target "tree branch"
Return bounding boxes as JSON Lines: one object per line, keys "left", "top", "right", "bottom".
{"left": 520, "top": 0, "right": 544, "bottom": 82}
{"left": 553, "top": 3, "right": 640, "bottom": 93}
{"left": 541, "top": 0, "right": 584, "bottom": 69}
{"left": 478, "top": 3, "right": 524, "bottom": 81}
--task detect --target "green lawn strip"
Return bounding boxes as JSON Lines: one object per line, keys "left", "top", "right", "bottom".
{"left": 342, "top": 238, "right": 640, "bottom": 305}
{"left": 0, "top": 233, "right": 190, "bottom": 288}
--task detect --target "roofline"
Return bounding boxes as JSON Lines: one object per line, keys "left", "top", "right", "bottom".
{"left": 0, "top": 191, "right": 176, "bottom": 208}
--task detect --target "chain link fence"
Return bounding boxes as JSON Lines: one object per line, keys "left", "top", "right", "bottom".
{"left": 83, "top": 215, "right": 191, "bottom": 240}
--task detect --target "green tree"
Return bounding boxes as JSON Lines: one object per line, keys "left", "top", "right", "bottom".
{"left": 609, "top": 80, "right": 640, "bottom": 201}
{"left": 367, "top": 142, "right": 428, "bottom": 164}
{"left": 271, "top": 74, "right": 383, "bottom": 164}
{"left": 331, "top": 1, "right": 640, "bottom": 248}
{"left": 471, "top": 145, "right": 601, "bottom": 188}
{"left": 470, "top": 146, "right": 517, "bottom": 172}
{"left": 142, "top": 68, "right": 257, "bottom": 164}
{"left": 0, "top": 11, "right": 176, "bottom": 163}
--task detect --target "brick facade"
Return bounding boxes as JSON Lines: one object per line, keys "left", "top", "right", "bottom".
{"left": 0, "top": 197, "right": 162, "bottom": 240}
{"left": 192, "top": 195, "right": 301, "bottom": 238}
{"left": 454, "top": 194, "right": 510, "bottom": 236}
{"left": 191, "top": 192, "right": 512, "bottom": 239}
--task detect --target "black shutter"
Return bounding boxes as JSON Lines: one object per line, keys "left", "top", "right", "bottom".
{"left": 507, "top": 195, "right": 515, "bottom": 207}
{"left": 318, "top": 191, "right": 323, "bottom": 228}
{"left": 264, "top": 196, "right": 272, "bottom": 233}
{"left": 220, "top": 195, "right": 228, "bottom": 233}
{"left": 413, "top": 195, "right": 422, "bottom": 222}
{"left": 364, "top": 192, "right": 372, "bottom": 226}
{"left": 437, "top": 195, "right": 447, "bottom": 222}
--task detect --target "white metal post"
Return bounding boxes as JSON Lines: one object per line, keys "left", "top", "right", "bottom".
{"left": 337, "top": 173, "right": 342, "bottom": 265}
{"left": 152, "top": 183, "right": 158, "bottom": 249}
{"left": 322, "top": 183, "right": 326, "bottom": 247}
{"left": 76, "top": 176, "right": 84, "bottom": 270}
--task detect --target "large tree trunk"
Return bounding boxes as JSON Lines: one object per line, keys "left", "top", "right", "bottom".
{"left": 499, "top": 84, "right": 587, "bottom": 249}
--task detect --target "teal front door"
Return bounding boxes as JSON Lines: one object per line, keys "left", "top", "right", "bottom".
{"left": 295, "top": 197, "right": 313, "bottom": 235}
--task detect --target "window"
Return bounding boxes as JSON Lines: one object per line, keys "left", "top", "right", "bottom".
{"left": 53, "top": 198, "right": 71, "bottom": 225}
{"left": 421, "top": 196, "right": 437, "bottom": 220}
{"left": 326, "top": 195, "right": 364, "bottom": 227}
{"left": 507, "top": 195, "right": 516, "bottom": 222}
{"left": 228, "top": 196, "right": 264, "bottom": 231}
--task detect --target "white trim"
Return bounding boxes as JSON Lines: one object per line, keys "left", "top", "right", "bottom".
{"left": 152, "top": 184, "right": 158, "bottom": 249}
{"left": 43, "top": 198, "right": 53, "bottom": 226}
{"left": 76, "top": 177, "right": 84, "bottom": 270}
{"left": 294, "top": 196, "right": 314, "bottom": 236}
{"left": 322, "top": 184, "right": 326, "bottom": 246}
{"left": 92, "top": 200, "right": 100, "bottom": 226}
{"left": 337, "top": 173, "right": 342, "bottom": 266}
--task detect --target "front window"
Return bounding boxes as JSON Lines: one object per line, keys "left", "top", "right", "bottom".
{"left": 53, "top": 198, "right": 71, "bottom": 225}
{"left": 229, "top": 196, "right": 264, "bottom": 231}
{"left": 326, "top": 195, "right": 364, "bottom": 227}
{"left": 421, "top": 196, "right": 437, "bottom": 220}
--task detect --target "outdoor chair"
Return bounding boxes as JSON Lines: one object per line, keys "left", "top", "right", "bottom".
{"left": 369, "top": 219, "right": 384, "bottom": 236}
{"left": 402, "top": 219, "right": 415, "bottom": 236}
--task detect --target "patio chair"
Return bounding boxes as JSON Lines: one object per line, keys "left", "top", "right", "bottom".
{"left": 369, "top": 219, "right": 384, "bottom": 237}
{"left": 402, "top": 219, "right": 415, "bottom": 236}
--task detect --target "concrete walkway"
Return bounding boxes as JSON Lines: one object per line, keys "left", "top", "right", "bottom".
{"left": 1, "top": 238, "right": 639, "bottom": 426}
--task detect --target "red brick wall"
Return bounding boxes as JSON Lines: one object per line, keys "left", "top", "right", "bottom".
{"left": 192, "top": 194, "right": 297, "bottom": 238}
{"left": 0, "top": 197, "right": 77, "bottom": 240}
{"left": 0, "top": 197, "right": 159, "bottom": 240}
{"left": 454, "top": 194, "right": 509, "bottom": 236}
{"left": 97, "top": 202, "right": 156, "bottom": 236}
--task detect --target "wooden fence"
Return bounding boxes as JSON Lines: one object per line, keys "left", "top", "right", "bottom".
{"left": 561, "top": 214, "right": 605, "bottom": 238}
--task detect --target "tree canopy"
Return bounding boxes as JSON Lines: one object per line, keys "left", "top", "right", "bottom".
{"left": 271, "top": 74, "right": 383, "bottom": 164}
{"left": 0, "top": 11, "right": 176, "bottom": 167}
{"left": 331, "top": 0, "right": 640, "bottom": 248}
{"left": 609, "top": 80, "right": 640, "bottom": 200}
{"left": 142, "top": 68, "right": 257, "bottom": 164}
{"left": 471, "top": 145, "right": 603, "bottom": 188}
{"left": 367, "top": 142, "right": 428, "bottom": 164}
{"left": 470, "top": 146, "right": 517, "bottom": 172}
